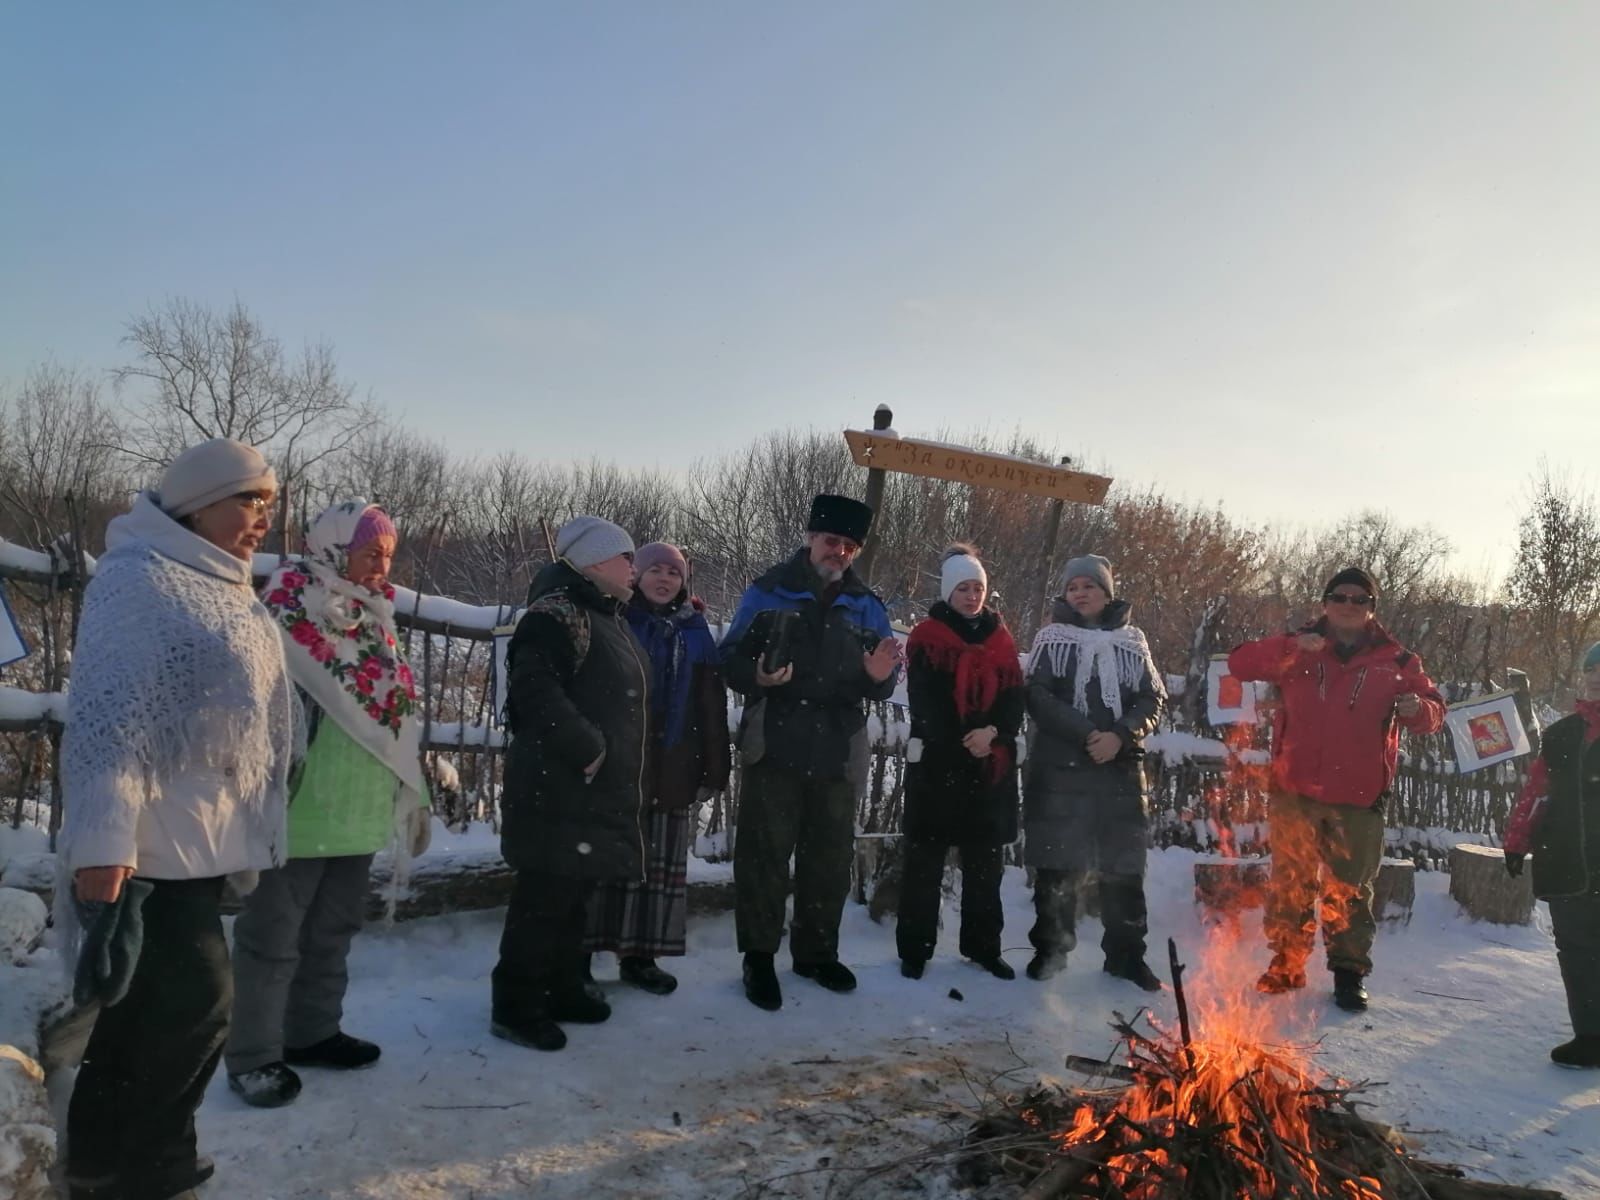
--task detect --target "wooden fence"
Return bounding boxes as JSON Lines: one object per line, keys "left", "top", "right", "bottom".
{"left": 1, "top": 535, "right": 1529, "bottom": 856}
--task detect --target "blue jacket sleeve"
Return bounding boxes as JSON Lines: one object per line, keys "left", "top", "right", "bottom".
{"left": 719, "top": 584, "right": 770, "bottom": 696}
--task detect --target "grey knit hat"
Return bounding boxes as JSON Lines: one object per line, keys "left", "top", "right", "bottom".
{"left": 1060, "top": 554, "right": 1114, "bottom": 598}
{"left": 157, "top": 438, "right": 277, "bottom": 519}
{"left": 556, "top": 515, "right": 634, "bottom": 569}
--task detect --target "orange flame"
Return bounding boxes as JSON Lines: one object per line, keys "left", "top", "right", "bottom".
{"left": 1050, "top": 721, "right": 1386, "bottom": 1197}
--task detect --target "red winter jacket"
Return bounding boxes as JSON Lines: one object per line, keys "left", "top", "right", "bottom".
{"left": 1228, "top": 619, "right": 1445, "bottom": 808}
{"left": 1503, "top": 700, "right": 1600, "bottom": 854}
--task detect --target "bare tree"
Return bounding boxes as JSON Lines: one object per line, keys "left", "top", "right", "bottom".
{"left": 114, "top": 297, "right": 376, "bottom": 488}
{"left": 1506, "top": 464, "right": 1600, "bottom": 702}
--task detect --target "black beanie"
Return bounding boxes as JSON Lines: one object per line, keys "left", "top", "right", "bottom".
{"left": 1323, "top": 566, "right": 1379, "bottom": 600}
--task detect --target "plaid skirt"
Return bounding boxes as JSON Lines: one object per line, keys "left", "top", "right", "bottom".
{"left": 582, "top": 807, "right": 691, "bottom": 958}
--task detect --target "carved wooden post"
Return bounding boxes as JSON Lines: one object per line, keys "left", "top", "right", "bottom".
{"left": 1034, "top": 458, "right": 1072, "bottom": 631}
{"left": 855, "top": 404, "right": 894, "bottom": 585}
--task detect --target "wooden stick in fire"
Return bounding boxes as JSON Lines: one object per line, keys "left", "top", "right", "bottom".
{"left": 1167, "top": 937, "right": 1196, "bottom": 1073}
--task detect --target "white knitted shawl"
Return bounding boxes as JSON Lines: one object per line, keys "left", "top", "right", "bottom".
{"left": 1026, "top": 622, "right": 1164, "bottom": 720}
{"left": 59, "top": 493, "right": 296, "bottom": 871}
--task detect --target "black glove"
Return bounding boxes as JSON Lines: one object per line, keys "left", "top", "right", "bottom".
{"left": 1504, "top": 851, "right": 1526, "bottom": 879}
{"left": 73, "top": 878, "right": 153, "bottom": 1009}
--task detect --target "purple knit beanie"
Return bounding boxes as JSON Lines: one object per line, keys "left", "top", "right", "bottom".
{"left": 633, "top": 541, "right": 688, "bottom": 580}
{"left": 350, "top": 506, "right": 397, "bottom": 554}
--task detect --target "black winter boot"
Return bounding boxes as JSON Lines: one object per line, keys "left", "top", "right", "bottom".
{"left": 228, "top": 1061, "right": 302, "bottom": 1108}
{"left": 900, "top": 959, "right": 926, "bottom": 980}
{"left": 794, "top": 960, "right": 858, "bottom": 993}
{"left": 1332, "top": 968, "right": 1370, "bottom": 1012}
{"left": 285, "top": 1031, "right": 381, "bottom": 1070}
{"left": 490, "top": 1011, "right": 567, "bottom": 1052}
{"left": 972, "top": 956, "right": 1016, "bottom": 981}
{"left": 620, "top": 956, "right": 679, "bottom": 995}
{"left": 1026, "top": 950, "right": 1068, "bottom": 981}
{"left": 1550, "top": 1035, "right": 1600, "bottom": 1068}
{"left": 743, "top": 952, "right": 782, "bottom": 1011}
{"left": 549, "top": 986, "right": 612, "bottom": 1024}
{"left": 1104, "top": 957, "right": 1163, "bottom": 992}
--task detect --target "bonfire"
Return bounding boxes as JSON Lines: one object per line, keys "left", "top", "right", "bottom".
{"left": 956, "top": 723, "right": 1565, "bottom": 1200}
{"left": 957, "top": 935, "right": 1564, "bottom": 1200}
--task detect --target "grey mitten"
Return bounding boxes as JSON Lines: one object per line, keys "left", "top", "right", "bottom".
{"left": 73, "top": 878, "right": 154, "bottom": 1009}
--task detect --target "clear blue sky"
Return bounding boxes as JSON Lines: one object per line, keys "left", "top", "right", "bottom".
{"left": 4, "top": 2, "right": 1597, "bottom": 579}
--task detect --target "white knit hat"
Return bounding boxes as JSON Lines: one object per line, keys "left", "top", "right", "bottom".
{"left": 157, "top": 438, "right": 278, "bottom": 519}
{"left": 940, "top": 549, "right": 987, "bottom": 602}
{"left": 556, "top": 515, "right": 635, "bottom": 569}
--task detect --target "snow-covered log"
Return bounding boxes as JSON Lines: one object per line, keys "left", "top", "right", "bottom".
{"left": 0, "top": 1044, "right": 54, "bottom": 1200}
{"left": 1449, "top": 843, "right": 1535, "bottom": 925}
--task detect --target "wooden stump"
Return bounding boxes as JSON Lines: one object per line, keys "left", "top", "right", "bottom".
{"left": 1373, "top": 857, "right": 1416, "bottom": 923}
{"left": 1449, "top": 843, "right": 1535, "bottom": 925}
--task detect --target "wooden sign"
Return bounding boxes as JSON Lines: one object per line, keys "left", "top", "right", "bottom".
{"left": 844, "top": 430, "right": 1112, "bottom": 505}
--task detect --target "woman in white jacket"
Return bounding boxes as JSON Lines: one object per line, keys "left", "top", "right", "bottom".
{"left": 60, "top": 438, "right": 296, "bottom": 1200}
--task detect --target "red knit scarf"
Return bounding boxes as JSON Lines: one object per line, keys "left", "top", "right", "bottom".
{"left": 908, "top": 614, "right": 1023, "bottom": 783}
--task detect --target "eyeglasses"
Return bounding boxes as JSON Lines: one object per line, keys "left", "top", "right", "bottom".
{"left": 1323, "top": 592, "right": 1373, "bottom": 607}
{"left": 817, "top": 534, "right": 861, "bottom": 556}
{"left": 235, "top": 493, "right": 273, "bottom": 514}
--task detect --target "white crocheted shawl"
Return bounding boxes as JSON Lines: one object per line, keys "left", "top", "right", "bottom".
{"left": 1025, "top": 621, "right": 1164, "bottom": 721}
{"left": 59, "top": 493, "right": 297, "bottom": 871}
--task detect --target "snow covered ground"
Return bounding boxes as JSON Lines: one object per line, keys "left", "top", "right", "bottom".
{"left": 117, "top": 847, "right": 1596, "bottom": 1199}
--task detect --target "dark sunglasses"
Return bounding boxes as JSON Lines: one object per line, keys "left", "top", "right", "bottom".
{"left": 1323, "top": 592, "right": 1373, "bottom": 607}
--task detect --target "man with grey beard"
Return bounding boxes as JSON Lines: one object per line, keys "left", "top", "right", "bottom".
{"left": 720, "top": 494, "right": 901, "bottom": 1011}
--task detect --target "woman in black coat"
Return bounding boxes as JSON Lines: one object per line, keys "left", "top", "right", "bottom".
{"left": 896, "top": 546, "right": 1025, "bottom": 980}
{"left": 1022, "top": 554, "right": 1165, "bottom": 990}
{"left": 493, "top": 516, "right": 647, "bottom": 1053}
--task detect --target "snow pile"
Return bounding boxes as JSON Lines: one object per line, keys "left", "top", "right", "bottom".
{"left": 0, "top": 890, "right": 47, "bottom": 966}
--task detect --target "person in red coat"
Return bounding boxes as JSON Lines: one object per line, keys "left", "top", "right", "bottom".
{"left": 1228, "top": 567, "right": 1445, "bottom": 1012}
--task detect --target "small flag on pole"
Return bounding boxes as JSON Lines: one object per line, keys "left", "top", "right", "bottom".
{"left": 1444, "top": 690, "right": 1532, "bottom": 772}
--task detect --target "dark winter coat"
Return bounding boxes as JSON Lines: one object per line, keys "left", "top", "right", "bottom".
{"left": 902, "top": 604, "right": 1024, "bottom": 846}
{"left": 1504, "top": 705, "right": 1600, "bottom": 898}
{"left": 720, "top": 550, "right": 896, "bottom": 781}
{"left": 1022, "top": 599, "right": 1164, "bottom": 869}
{"left": 624, "top": 590, "right": 732, "bottom": 810}
{"left": 500, "top": 561, "right": 647, "bottom": 882}
{"left": 1227, "top": 617, "right": 1445, "bottom": 809}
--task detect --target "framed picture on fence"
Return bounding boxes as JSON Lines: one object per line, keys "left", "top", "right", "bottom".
{"left": 1206, "top": 654, "right": 1260, "bottom": 725}
{"left": 1444, "top": 690, "right": 1532, "bottom": 772}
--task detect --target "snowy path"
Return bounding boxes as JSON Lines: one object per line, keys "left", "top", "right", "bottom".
{"left": 188, "top": 850, "right": 1599, "bottom": 1199}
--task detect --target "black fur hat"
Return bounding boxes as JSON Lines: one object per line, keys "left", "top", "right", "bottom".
{"left": 807, "top": 494, "right": 874, "bottom": 543}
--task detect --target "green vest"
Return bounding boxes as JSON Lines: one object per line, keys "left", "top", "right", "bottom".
{"left": 288, "top": 717, "right": 407, "bottom": 859}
